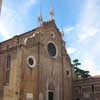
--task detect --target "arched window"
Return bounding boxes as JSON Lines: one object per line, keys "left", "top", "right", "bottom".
{"left": 47, "top": 42, "right": 58, "bottom": 58}
{"left": 6, "top": 55, "right": 11, "bottom": 82}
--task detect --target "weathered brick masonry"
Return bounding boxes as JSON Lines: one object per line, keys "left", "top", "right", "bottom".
{"left": 0, "top": 20, "right": 72, "bottom": 100}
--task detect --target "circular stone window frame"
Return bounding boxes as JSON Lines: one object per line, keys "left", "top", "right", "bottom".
{"left": 27, "top": 56, "right": 36, "bottom": 68}
{"left": 47, "top": 41, "right": 58, "bottom": 58}
{"left": 50, "top": 31, "right": 55, "bottom": 39}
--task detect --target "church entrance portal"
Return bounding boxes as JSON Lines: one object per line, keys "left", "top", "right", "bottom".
{"left": 48, "top": 91, "right": 54, "bottom": 100}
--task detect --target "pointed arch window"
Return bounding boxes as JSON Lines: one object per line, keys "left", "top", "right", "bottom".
{"left": 6, "top": 55, "right": 11, "bottom": 82}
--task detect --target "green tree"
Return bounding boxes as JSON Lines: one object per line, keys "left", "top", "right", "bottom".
{"left": 73, "top": 59, "right": 91, "bottom": 80}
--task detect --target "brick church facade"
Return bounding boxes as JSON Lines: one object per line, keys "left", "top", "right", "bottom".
{"left": 0, "top": 20, "right": 72, "bottom": 100}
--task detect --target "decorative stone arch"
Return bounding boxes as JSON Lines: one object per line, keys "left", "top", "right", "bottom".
{"left": 48, "top": 83, "right": 55, "bottom": 90}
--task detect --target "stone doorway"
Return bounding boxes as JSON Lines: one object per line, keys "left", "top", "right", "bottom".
{"left": 48, "top": 83, "right": 55, "bottom": 100}
{"left": 48, "top": 91, "right": 54, "bottom": 100}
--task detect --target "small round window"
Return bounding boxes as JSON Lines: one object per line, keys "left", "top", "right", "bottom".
{"left": 50, "top": 32, "right": 55, "bottom": 38}
{"left": 27, "top": 56, "right": 36, "bottom": 68}
{"left": 47, "top": 42, "right": 57, "bottom": 57}
{"left": 66, "top": 70, "right": 70, "bottom": 77}
{"left": 66, "top": 71, "right": 69, "bottom": 76}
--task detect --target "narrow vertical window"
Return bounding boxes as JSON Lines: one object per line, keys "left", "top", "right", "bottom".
{"left": 6, "top": 55, "right": 11, "bottom": 82}
{"left": 48, "top": 91, "right": 54, "bottom": 100}
{"left": 92, "top": 85, "right": 94, "bottom": 94}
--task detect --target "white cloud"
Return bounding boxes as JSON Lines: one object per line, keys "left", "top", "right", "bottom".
{"left": 0, "top": 24, "right": 12, "bottom": 40}
{"left": 82, "top": 56, "right": 100, "bottom": 76}
{"left": 71, "top": 0, "right": 100, "bottom": 76}
{"left": 0, "top": 0, "right": 37, "bottom": 41}
{"left": 78, "top": 27, "right": 99, "bottom": 42}
{"left": 76, "top": 0, "right": 100, "bottom": 42}
{"left": 0, "top": 6, "right": 21, "bottom": 40}
{"left": 64, "top": 27, "right": 74, "bottom": 33}
{"left": 67, "top": 47, "right": 76, "bottom": 55}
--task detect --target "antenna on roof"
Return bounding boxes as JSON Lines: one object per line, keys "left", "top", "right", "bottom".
{"left": 49, "top": 0, "right": 55, "bottom": 20}
{"left": 0, "top": 0, "right": 2, "bottom": 15}
{"left": 37, "top": 4, "right": 43, "bottom": 25}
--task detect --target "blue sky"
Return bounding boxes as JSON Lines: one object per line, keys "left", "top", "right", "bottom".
{"left": 0, "top": 0, "right": 100, "bottom": 76}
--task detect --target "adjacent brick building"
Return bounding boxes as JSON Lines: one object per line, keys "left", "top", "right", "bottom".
{"left": 0, "top": 20, "right": 72, "bottom": 100}
{"left": 72, "top": 76, "right": 100, "bottom": 100}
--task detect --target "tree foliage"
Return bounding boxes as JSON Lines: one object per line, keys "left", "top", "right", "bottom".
{"left": 73, "top": 59, "right": 91, "bottom": 80}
